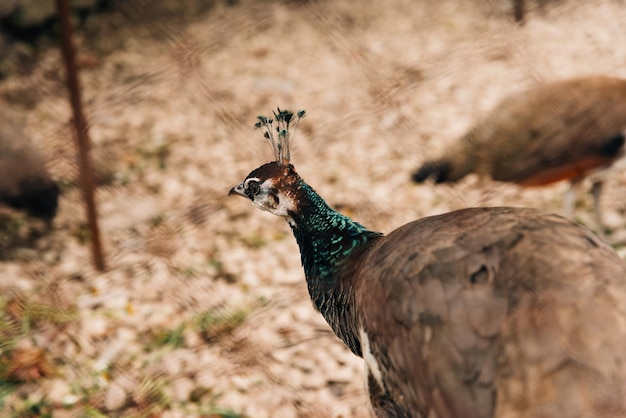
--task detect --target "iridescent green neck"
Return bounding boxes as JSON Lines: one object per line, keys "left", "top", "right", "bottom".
{"left": 288, "top": 180, "right": 382, "bottom": 356}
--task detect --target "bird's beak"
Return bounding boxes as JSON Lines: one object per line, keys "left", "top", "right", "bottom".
{"left": 229, "top": 182, "right": 246, "bottom": 197}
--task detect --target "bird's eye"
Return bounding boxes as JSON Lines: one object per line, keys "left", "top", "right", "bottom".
{"left": 247, "top": 180, "right": 261, "bottom": 196}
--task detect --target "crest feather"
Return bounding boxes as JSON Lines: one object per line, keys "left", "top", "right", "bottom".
{"left": 254, "top": 108, "right": 306, "bottom": 165}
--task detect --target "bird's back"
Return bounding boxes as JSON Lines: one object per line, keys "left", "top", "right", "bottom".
{"left": 357, "top": 206, "right": 626, "bottom": 417}
{"left": 475, "top": 76, "right": 626, "bottom": 184}
{"left": 413, "top": 76, "right": 626, "bottom": 185}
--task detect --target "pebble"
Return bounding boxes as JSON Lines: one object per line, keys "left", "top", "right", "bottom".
{"left": 45, "top": 378, "right": 78, "bottom": 405}
{"left": 160, "top": 353, "right": 184, "bottom": 376}
{"left": 104, "top": 381, "right": 128, "bottom": 411}
{"left": 80, "top": 314, "right": 110, "bottom": 339}
{"left": 194, "top": 368, "right": 218, "bottom": 389}
{"left": 169, "top": 377, "right": 195, "bottom": 402}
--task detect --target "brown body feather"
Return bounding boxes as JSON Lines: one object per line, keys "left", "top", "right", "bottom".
{"left": 357, "top": 207, "right": 626, "bottom": 417}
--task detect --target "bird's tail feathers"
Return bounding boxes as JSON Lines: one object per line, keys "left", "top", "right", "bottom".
{"left": 411, "top": 159, "right": 454, "bottom": 183}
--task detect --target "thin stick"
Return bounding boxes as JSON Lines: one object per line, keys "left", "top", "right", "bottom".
{"left": 55, "top": 0, "right": 106, "bottom": 271}
{"left": 514, "top": 0, "right": 525, "bottom": 23}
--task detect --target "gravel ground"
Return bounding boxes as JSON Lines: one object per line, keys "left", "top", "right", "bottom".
{"left": 1, "top": 0, "right": 626, "bottom": 417}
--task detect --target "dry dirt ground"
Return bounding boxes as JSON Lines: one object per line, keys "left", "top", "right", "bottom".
{"left": 2, "top": 0, "right": 626, "bottom": 417}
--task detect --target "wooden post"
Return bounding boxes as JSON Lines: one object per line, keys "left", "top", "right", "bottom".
{"left": 514, "top": 0, "right": 526, "bottom": 23}
{"left": 55, "top": 0, "right": 106, "bottom": 271}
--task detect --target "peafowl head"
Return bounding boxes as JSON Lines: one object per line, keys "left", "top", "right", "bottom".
{"left": 229, "top": 108, "right": 307, "bottom": 220}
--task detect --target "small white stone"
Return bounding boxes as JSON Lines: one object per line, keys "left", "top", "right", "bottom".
{"left": 301, "top": 371, "right": 326, "bottom": 389}
{"left": 161, "top": 354, "right": 184, "bottom": 376}
{"left": 104, "top": 382, "right": 128, "bottom": 411}
{"left": 195, "top": 369, "right": 217, "bottom": 388}
{"left": 80, "top": 314, "right": 110, "bottom": 339}
{"left": 170, "top": 377, "right": 194, "bottom": 402}
{"left": 46, "top": 378, "right": 74, "bottom": 405}
{"left": 184, "top": 328, "right": 203, "bottom": 348}
{"left": 160, "top": 410, "right": 187, "bottom": 418}
{"left": 94, "top": 336, "right": 130, "bottom": 372}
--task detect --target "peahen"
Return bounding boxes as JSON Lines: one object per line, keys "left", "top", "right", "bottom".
{"left": 411, "top": 76, "right": 626, "bottom": 229}
{"left": 230, "top": 108, "right": 626, "bottom": 417}
{"left": 0, "top": 108, "right": 59, "bottom": 223}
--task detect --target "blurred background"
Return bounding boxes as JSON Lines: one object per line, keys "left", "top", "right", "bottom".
{"left": 1, "top": 0, "right": 626, "bottom": 417}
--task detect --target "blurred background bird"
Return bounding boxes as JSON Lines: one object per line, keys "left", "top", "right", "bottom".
{"left": 0, "top": 107, "right": 59, "bottom": 225}
{"left": 411, "top": 76, "right": 626, "bottom": 231}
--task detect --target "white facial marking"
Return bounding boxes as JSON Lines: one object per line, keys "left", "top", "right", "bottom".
{"left": 248, "top": 177, "right": 297, "bottom": 218}
{"left": 360, "top": 327, "right": 384, "bottom": 390}
{"left": 244, "top": 177, "right": 260, "bottom": 189}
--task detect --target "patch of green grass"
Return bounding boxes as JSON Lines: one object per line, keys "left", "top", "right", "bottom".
{"left": 72, "top": 222, "right": 92, "bottom": 245}
{"left": 80, "top": 405, "right": 110, "bottom": 418}
{"left": 204, "top": 406, "right": 246, "bottom": 418}
{"left": 154, "top": 323, "right": 186, "bottom": 348}
{"left": 0, "top": 317, "right": 20, "bottom": 352}
{"left": 11, "top": 396, "right": 53, "bottom": 418}
{"left": 5, "top": 297, "right": 76, "bottom": 335}
{"left": 137, "top": 142, "right": 171, "bottom": 171}
{"left": 208, "top": 258, "right": 223, "bottom": 273}
{"left": 148, "top": 214, "right": 166, "bottom": 228}
{"left": 241, "top": 233, "right": 267, "bottom": 249}
{"left": 147, "top": 303, "right": 256, "bottom": 350}
{"left": 194, "top": 308, "right": 248, "bottom": 343}
{"left": 207, "top": 257, "right": 237, "bottom": 283}
{"left": 23, "top": 303, "right": 76, "bottom": 332}
{"left": 179, "top": 266, "right": 198, "bottom": 278}
{"left": 132, "top": 376, "right": 172, "bottom": 414}
{"left": 0, "top": 293, "right": 76, "bottom": 351}
{"left": 0, "top": 380, "right": 17, "bottom": 409}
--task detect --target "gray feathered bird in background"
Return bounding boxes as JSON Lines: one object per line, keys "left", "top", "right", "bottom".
{"left": 411, "top": 76, "right": 626, "bottom": 228}
{"left": 0, "top": 108, "right": 59, "bottom": 223}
